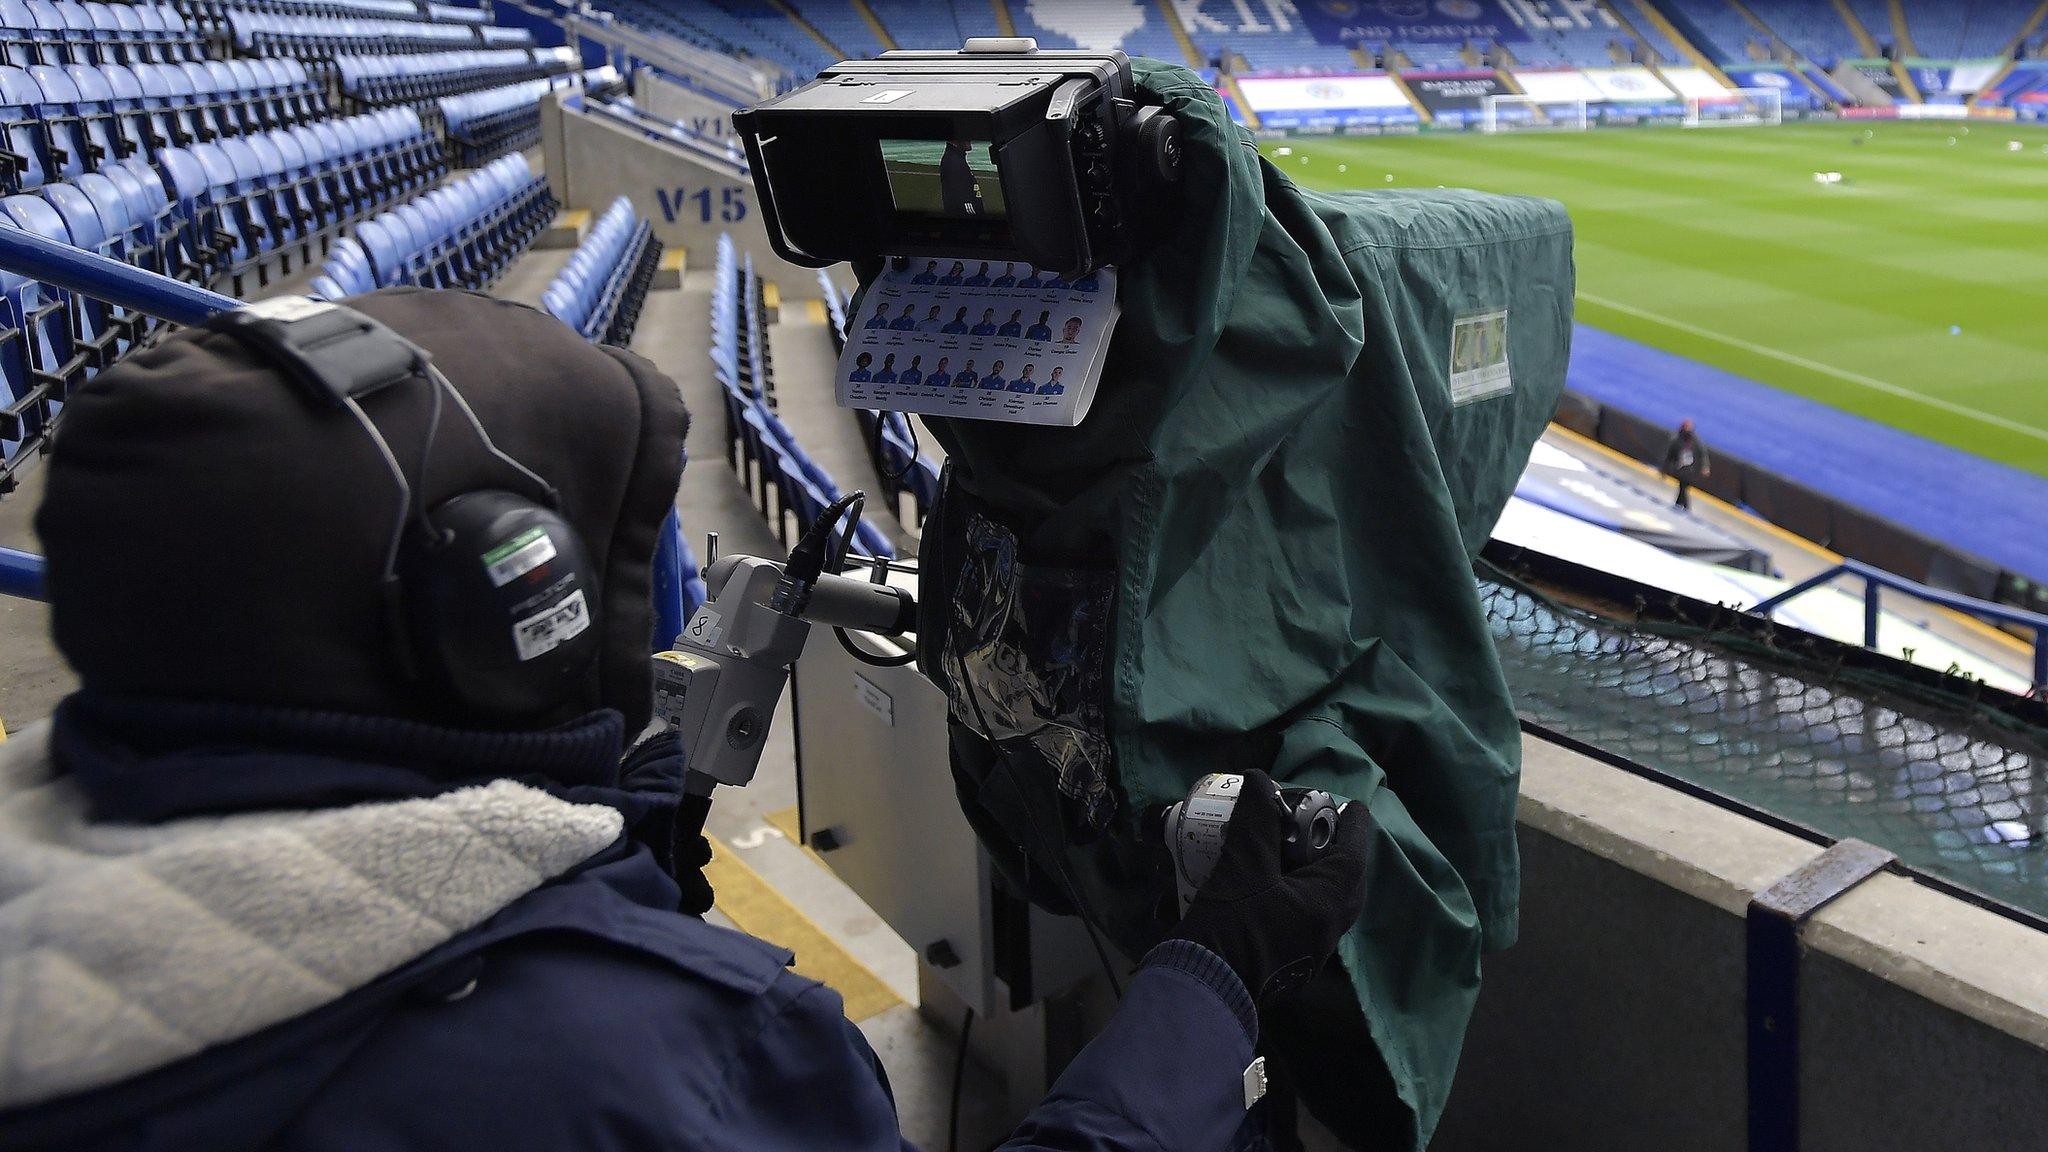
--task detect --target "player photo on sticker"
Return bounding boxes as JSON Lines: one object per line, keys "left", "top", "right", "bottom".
{"left": 836, "top": 262, "right": 1121, "bottom": 426}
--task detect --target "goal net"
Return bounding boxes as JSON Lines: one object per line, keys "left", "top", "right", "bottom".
{"left": 1480, "top": 95, "right": 1590, "bottom": 134}
{"left": 1685, "top": 87, "right": 1784, "bottom": 128}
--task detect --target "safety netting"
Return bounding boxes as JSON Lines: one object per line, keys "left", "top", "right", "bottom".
{"left": 1481, "top": 563, "right": 2048, "bottom": 922}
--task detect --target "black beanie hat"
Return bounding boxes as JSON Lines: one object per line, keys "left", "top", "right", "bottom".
{"left": 35, "top": 288, "right": 689, "bottom": 732}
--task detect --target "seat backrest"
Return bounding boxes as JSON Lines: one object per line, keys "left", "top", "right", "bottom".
{"left": 186, "top": 141, "right": 237, "bottom": 194}
{"left": 0, "top": 191, "right": 69, "bottom": 241}
{"left": 175, "top": 61, "right": 213, "bottom": 98}
{"left": 42, "top": 181, "right": 110, "bottom": 253}
{"left": 92, "top": 60, "right": 138, "bottom": 104}
{"left": 353, "top": 217, "right": 402, "bottom": 281}
{"left": 27, "top": 64, "right": 82, "bottom": 108}
{"left": 308, "top": 274, "right": 345, "bottom": 300}
{"left": 215, "top": 136, "right": 262, "bottom": 187}
{"left": 60, "top": 61, "right": 110, "bottom": 105}
{"left": 153, "top": 145, "right": 206, "bottom": 203}
{"left": 71, "top": 171, "right": 129, "bottom": 236}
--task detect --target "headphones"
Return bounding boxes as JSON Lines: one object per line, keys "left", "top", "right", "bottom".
{"left": 206, "top": 297, "right": 602, "bottom": 720}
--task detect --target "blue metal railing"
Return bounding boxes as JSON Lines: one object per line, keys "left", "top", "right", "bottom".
{"left": 1749, "top": 558, "right": 2048, "bottom": 694}
{"left": 0, "top": 227, "right": 245, "bottom": 602}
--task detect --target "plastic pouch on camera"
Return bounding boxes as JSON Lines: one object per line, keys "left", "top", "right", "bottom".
{"left": 932, "top": 503, "right": 1119, "bottom": 834}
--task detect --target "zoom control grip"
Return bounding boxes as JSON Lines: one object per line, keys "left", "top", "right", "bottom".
{"left": 1162, "top": 773, "right": 1339, "bottom": 912}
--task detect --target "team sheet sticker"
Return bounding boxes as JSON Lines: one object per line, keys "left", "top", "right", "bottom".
{"left": 836, "top": 257, "right": 1120, "bottom": 427}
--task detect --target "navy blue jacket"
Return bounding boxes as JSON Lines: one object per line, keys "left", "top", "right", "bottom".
{"left": 0, "top": 696, "right": 1262, "bottom": 1152}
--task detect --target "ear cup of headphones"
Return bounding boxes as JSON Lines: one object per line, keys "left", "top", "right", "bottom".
{"left": 398, "top": 489, "right": 602, "bottom": 719}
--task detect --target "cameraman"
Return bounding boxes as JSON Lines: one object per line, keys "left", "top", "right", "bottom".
{"left": 0, "top": 289, "right": 1371, "bottom": 1151}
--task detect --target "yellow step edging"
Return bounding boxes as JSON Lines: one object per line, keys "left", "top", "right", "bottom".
{"left": 705, "top": 832, "right": 902, "bottom": 1023}
{"left": 851, "top": 0, "right": 897, "bottom": 51}
{"left": 1827, "top": 0, "right": 1881, "bottom": 59}
{"left": 1623, "top": 0, "right": 1739, "bottom": 89}
{"left": 1885, "top": 0, "right": 1918, "bottom": 58}
{"left": 768, "top": 0, "right": 843, "bottom": 59}
{"left": 660, "top": 249, "right": 687, "bottom": 271}
{"left": 1154, "top": 0, "right": 1205, "bottom": 69}
{"left": 987, "top": 0, "right": 1017, "bottom": 39}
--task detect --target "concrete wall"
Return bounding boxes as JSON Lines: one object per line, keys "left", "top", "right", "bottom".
{"left": 538, "top": 93, "right": 824, "bottom": 296}
{"left": 1432, "top": 736, "right": 2048, "bottom": 1151}
{"left": 632, "top": 67, "right": 740, "bottom": 144}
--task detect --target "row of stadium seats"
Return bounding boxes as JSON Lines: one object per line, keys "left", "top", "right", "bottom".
{"left": 711, "top": 234, "right": 893, "bottom": 559}
{"left": 541, "top": 194, "right": 659, "bottom": 346}
{"left": 0, "top": 1, "right": 202, "bottom": 67}
{"left": 161, "top": 105, "right": 444, "bottom": 291}
{"left": 0, "top": 99, "right": 444, "bottom": 487}
{"left": 312, "top": 152, "right": 550, "bottom": 297}
{"left": 186, "top": 0, "right": 487, "bottom": 24}
{"left": 223, "top": 10, "right": 526, "bottom": 58}
{"left": 0, "top": 58, "right": 331, "bottom": 193}
{"left": 335, "top": 45, "right": 576, "bottom": 106}
{"left": 436, "top": 68, "right": 607, "bottom": 166}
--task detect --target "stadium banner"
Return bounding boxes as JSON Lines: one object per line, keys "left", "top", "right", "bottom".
{"left": 1943, "top": 61, "right": 2003, "bottom": 94}
{"left": 1509, "top": 69, "right": 1603, "bottom": 102}
{"left": 1658, "top": 66, "right": 1731, "bottom": 101}
{"left": 1404, "top": 70, "right": 1507, "bottom": 122}
{"left": 1294, "top": 0, "right": 1528, "bottom": 46}
{"left": 1580, "top": 67, "right": 1676, "bottom": 103}
{"left": 1721, "top": 67, "right": 1819, "bottom": 109}
{"left": 1233, "top": 73, "right": 1422, "bottom": 130}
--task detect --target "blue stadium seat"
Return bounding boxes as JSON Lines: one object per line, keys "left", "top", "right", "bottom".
{"left": 0, "top": 192, "right": 85, "bottom": 393}
{"left": 0, "top": 65, "right": 54, "bottom": 191}
{"left": 39, "top": 179, "right": 132, "bottom": 362}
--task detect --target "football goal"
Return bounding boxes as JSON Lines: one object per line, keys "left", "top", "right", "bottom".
{"left": 1480, "top": 95, "right": 1590, "bottom": 134}
{"left": 1685, "top": 87, "right": 1784, "bottom": 128}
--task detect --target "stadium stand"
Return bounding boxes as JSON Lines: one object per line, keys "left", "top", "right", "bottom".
{"left": 789, "top": 0, "right": 885, "bottom": 59}
{"left": 864, "top": 0, "right": 1001, "bottom": 51}
{"left": 1904, "top": 1, "right": 2039, "bottom": 59}
{"left": 335, "top": 45, "right": 577, "bottom": 107}
{"left": 1167, "top": 0, "right": 1360, "bottom": 72}
{"left": 312, "top": 152, "right": 553, "bottom": 296}
{"left": 1002, "top": 0, "right": 1184, "bottom": 61}
{"left": 541, "top": 194, "right": 661, "bottom": 345}
{"left": 438, "top": 65, "right": 614, "bottom": 166}
{"left": 597, "top": 0, "right": 832, "bottom": 79}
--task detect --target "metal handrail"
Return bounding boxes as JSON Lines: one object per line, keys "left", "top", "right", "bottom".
{"left": 0, "top": 226, "right": 246, "bottom": 603}
{"left": 1748, "top": 557, "right": 2048, "bottom": 693}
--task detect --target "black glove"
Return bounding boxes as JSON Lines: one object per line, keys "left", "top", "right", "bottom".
{"left": 1168, "top": 769, "right": 1374, "bottom": 1004}
{"left": 670, "top": 827, "right": 716, "bottom": 917}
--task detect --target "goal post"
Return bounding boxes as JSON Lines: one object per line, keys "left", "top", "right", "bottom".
{"left": 1685, "top": 87, "right": 1784, "bottom": 128}
{"left": 1480, "top": 95, "right": 1590, "bottom": 134}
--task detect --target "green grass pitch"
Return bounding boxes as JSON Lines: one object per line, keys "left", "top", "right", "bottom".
{"left": 1265, "top": 122, "right": 2048, "bottom": 478}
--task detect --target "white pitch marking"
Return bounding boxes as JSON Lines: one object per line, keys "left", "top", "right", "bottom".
{"left": 1576, "top": 292, "right": 2048, "bottom": 444}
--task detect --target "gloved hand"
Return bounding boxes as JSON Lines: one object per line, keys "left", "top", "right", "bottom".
{"left": 670, "top": 828, "right": 716, "bottom": 917}
{"left": 1168, "top": 769, "right": 1374, "bottom": 1004}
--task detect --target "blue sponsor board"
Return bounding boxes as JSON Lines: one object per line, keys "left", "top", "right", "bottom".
{"left": 1296, "top": 0, "right": 1526, "bottom": 46}
{"left": 1721, "top": 67, "right": 1821, "bottom": 109}
{"left": 1254, "top": 105, "right": 1423, "bottom": 130}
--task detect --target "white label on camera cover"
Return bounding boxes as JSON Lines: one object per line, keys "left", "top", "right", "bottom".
{"left": 1449, "top": 309, "right": 1513, "bottom": 405}
{"left": 836, "top": 260, "right": 1120, "bottom": 428}
{"left": 512, "top": 588, "right": 591, "bottom": 662}
{"left": 862, "top": 89, "right": 913, "bottom": 104}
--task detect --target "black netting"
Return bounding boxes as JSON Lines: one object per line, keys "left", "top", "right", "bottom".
{"left": 1482, "top": 571, "right": 2048, "bottom": 919}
